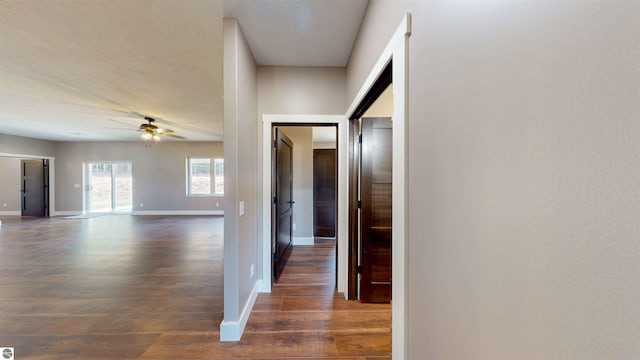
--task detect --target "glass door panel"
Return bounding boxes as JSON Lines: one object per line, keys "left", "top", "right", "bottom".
{"left": 88, "top": 163, "right": 113, "bottom": 213}
{"left": 114, "top": 163, "right": 132, "bottom": 212}
{"left": 87, "top": 162, "right": 132, "bottom": 213}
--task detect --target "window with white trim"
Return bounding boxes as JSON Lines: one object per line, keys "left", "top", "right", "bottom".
{"left": 187, "top": 157, "right": 224, "bottom": 196}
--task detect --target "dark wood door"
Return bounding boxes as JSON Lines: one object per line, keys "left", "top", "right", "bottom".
{"left": 313, "top": 149, "right": 336, "bottom": 237}
{"left": 274, "top": 128, "right": 294, "bottom": 281}
{"left": 21, "top": 159, "right": 49, "bottom": 217}
{"left": 360, "top": 117, "right": 392, "bottom": 303}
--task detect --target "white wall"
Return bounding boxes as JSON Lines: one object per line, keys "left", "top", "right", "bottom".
{"left": 258, "top": 66, "right": 346, "bottom": 115}
{"left": 313, "top": 142, "right": 336, "bottom": 150}
{"left": 221, "top": 17, "right": 259, "bottom": 341}
{"left": 0, "top": 157, "right": 21, "bottom": 213}
{"left": 55, "top": 141, "right": 223, "bottom": 213}
{"left": 0, "top": 133, "right": 57, "bottom": 157}
{"left": 278, "top": 126, "right": 314, "bottom": 243}
{"left": 349, "top": 1, "right": 640, "bottom": 358}
{"left": 1, "top": 133, "right": 223, "bottom": 215}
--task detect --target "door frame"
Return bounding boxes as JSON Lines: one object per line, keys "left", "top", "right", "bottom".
{"left": 344, "top": 13, "right": 411, "bottom": 360}
{"left": 261, "top": 116, "right": 346, "bottom": 293}
{"left": 0, "top": 153, "right": 56, "bottom": 216}
{"left": 21, "top": 159, "right": 49, "bottom": 217}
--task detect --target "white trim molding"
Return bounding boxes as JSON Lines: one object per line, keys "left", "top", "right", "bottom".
{"left": 261, "top": 114, "right": 347, "bottom": 296}
{"left": 53, "top": 211, "right": 82, "bottom": 216}
{"left": 345, "top": 13, "right": 411, "bottom": 360}
{"left": 220, "top": 279, "right": 261, "bottom": 341}
{"left": 292, "top": 236, "right": 314, "bottom": 246}
{"left": 131, "top": 210, "right": 224, "bottom": 216}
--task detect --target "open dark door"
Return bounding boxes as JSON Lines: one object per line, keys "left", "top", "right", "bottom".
{"left": 21, "top": 159, "right": 49, "bottom": 217}
{"left": 313, "top": 149, "right": 336, "bottom": 237}
{"left": 273, "top": 128, "right": 294, "bottom": 281}
{"left": 360, "top": 118, "right": 392, "bottom": 303}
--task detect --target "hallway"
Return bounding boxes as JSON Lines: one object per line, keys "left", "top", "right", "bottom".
{"left": 0, "top": 216, "right": 390, "bottom": 359}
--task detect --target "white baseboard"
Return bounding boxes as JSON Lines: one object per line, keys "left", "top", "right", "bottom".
{"left": 131, "top": 210, "right": 224, "bottom": 216}
{"left": 293, "top": 236, "right": 314, "bottom": 245}
{"left": 0, "top": 211, "right": 20, "bottom": 216}
{"left": 220, "top": 280, "right": 261, "bottom": 341}
{"left": 54, "top": 211, "right": 82, "bottom": 216}
{"left": 258, "top": 277, "right": 272, "bottom": 293}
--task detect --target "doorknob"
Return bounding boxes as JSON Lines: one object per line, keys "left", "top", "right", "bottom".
{"left": 288, "top": 201, "right": 295, "bottom": 204}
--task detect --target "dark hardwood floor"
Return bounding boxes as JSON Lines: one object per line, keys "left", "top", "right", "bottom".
{"left": 0, "top": 216, "right": 390, "bottom": 359}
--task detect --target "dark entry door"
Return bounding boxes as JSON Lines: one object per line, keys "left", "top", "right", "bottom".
{"left": 360, "top": 117, "right": 392, "bottom": 303}
{"left": 274, "top": 128, "right": 294, "bottom": 281}
{"left": 21, "top": 159, "right": 49, "bottom": 217}
{"left": 313, "top": 149, "right": 336, "bottom": 237}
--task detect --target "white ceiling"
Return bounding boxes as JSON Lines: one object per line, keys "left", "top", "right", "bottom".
{"left": 224, "top": 0, "right": 368, "bottom": 66}
{"left": 0, "top": 0, "right": 368, "bottom": 142}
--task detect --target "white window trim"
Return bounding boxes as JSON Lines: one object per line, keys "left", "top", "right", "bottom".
{"left": 186, "top": 157, "right": 224, "bottom": 197}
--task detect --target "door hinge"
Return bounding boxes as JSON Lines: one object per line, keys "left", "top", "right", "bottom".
{"left": 273, "top": 196, "right": 277, "bottom": 204}
{"left": 273, "top": 139, "right": 277, "bottom": 148}
{"left": 358, "top": 133, "right": 362, "bottom": 144}
{"left": 357, "top": 200, "right": 361, "bottom": 209}
{"left": 356, "top": 265, "right": 362, "bottom": 274}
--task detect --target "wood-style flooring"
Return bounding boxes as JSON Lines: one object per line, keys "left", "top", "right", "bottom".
{"left": 0, "top": 215, "right": 390, "bottom": 359}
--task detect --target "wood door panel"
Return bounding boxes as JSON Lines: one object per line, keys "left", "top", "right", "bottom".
{"left": 360, "top": 117, "right": 392, "bottom": 303}
{"left": 274, "top": 128, "right": 294, "bottom": 281}
{"left": 313, "top": 149, "right": 336, "bottom": 238}
{"left": 371, "top": 184, "right": 392, "bottom": 224}
{"left": 21, "top": 159, "right": 46, "bottom": 217}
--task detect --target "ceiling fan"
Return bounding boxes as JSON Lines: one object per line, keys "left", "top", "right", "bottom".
{"left": 109, "top": 115, "right": 185, "bottom": 140}
{"left": 138, "top": 117, "right": 185, "bottom": 140}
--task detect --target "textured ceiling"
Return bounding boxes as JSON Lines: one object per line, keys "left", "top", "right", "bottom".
{"left": 0, "top": 0, "right": 223, "bottom": 142}
{"left": 0, "top": 0, "right": 368, "bottom": 142}
{"left": 224, "top": 0, "right": 368, "bottom": 66}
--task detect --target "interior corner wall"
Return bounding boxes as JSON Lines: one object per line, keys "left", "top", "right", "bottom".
{"left": 277, "top": 126, "right": 314, "bottom": 242}
{"left": 222, "top": 17, "right": 259, "bottom": 340}
{"left": 349, "top": 1, "right": 640, "bottom": 359}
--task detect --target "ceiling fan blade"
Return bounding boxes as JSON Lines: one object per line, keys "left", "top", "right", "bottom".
{"left": 157, "top": 128, "right": 174, "bottom": 133}
{"left": 161, "top": 133, "right": 186, "bottom": 139}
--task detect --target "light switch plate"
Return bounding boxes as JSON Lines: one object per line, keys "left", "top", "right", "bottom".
{"left": 239, "top": 201, "right": 245, "bottom": 216}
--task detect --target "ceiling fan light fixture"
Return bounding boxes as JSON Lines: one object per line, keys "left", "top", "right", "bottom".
{"left": 140, "top": 132, "right": 152, "bottom": 140}
{"left": 152, "top": 134, "right": 161, "bottom": 141}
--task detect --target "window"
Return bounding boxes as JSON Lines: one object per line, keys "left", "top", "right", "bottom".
{"left": 187, "top": 157, "right": 224, "bottom": 196}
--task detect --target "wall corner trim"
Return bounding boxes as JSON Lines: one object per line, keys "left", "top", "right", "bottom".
{"left": 220, "top": 279, "right": 261, "bottom": 341}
